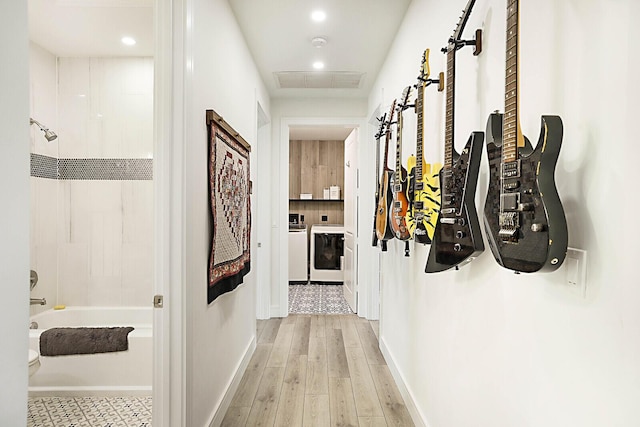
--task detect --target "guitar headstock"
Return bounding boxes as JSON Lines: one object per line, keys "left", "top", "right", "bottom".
{"left": 443, "top": 0, "right": 476, "bottom": 53}
{"left": 386, "top": 99, "right": 397, "bottom": 129}
{"left": 417, "top": 49, "right": 431, "bottom": 84}
{"left": 398, "top": 86, "right": 413, "bottom": 111}
{"left": 375, "top": 112, "right": 387, "bottom": 139}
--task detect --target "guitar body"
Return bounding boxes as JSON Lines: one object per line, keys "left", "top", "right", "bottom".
{"left": 483, "top": 113, "right": 568, "bottom": 272}
{"left": 375, "top": 168, "right": 395, "bottom": 241}
{"left": 406, "top": 158, "right": 442, "bottom": 244}
{"left": 426, "top": 132, "right": 484, "bottom": 272}
{"left": 390, "top": 166, "right": 412, "bottom": 240}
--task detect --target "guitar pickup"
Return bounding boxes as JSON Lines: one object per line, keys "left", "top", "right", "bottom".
{"left": 393, "top": 201, "right": 401, "bottom": 209}
{"left": 414, "top": 201, "right": 424, "bottom": 210}
{"left": 393, "top": 184, "right": 402, "bottom": 193}
{"left": 443, "top": 193, "right": 456, "bottom": 206}
{"left": 440, "top": 218, "right": 456, "bottom": 225}
{"left": 503, "top": 180, "right": 520, "bottom": 191}
{"left": 502, "top": 160, "right": 520, "bottom": 178}
{"left": 441, "top": 208, "right": 456, "bottom": 214}
{"left": 500, "top": 193, "right": 519, "bottom": 211}
{"left": 414, "top": 182, "right": 424, "bottom": 191}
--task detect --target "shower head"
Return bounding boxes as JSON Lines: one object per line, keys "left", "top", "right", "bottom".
{"left": 30, "top": 118, "right": 58, "bottom": 142}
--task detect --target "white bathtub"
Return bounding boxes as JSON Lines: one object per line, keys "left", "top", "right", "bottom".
{"left": 28, "top": 306, "right": 152, "bottom": 396}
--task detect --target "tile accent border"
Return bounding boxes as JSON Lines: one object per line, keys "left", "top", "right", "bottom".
{"left": 30, "top": 153, "right": 58, "bottom": 179}
{"left": 30, "top": 154, "right": 153, "bottom": 181}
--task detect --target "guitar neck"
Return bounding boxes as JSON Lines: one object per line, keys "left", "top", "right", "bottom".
{"left": 503, "top": 0, "right": 521, "bottom": 164}
{"left": 383, "top": 124, "right": 392, "bottom": 171}
{"left": 416, "top": 83, "right": 425, "bottom": 181}
{"left": 444, "top": 49, "right": 456, "bottom": 170}
{"left": 395, "top": 108, "right": 403, "bottom": 180}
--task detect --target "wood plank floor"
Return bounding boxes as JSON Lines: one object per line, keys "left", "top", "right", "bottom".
{"left": 222, "top": 314, "right": 414, "bottom": 427}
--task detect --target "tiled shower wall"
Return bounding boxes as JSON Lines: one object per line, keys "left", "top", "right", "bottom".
{"left": 30, "top": 44, "right": 154, "bottom": 310}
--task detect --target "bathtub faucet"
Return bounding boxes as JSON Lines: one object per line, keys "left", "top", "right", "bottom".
{"left": 30, "top": 297, "right": 46, "bottom": 306}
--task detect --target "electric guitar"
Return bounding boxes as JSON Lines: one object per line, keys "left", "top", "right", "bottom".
{"left": 406, "top": 49, "right": 442, "bottom": 244}
{"left": 426, "top": 0, "right": 485, "bottom": 273}
{"left": 390, "top": 87, "right": 413, "bottom": 243}
{"left": 375, "top": 100, "right": 397, "bottom": 245}
{"left": 371, "top": 111, "right": 388, "bottom": 247}
{"left": 483, "top": 0, "right": 567, "bottom": 273}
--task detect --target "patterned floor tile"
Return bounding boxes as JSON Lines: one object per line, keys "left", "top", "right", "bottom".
{"left": 28, "top": 396, "right": 152, "bottom": 427}
{"left": 289, "top": 284, "right": 353, "bottom": 314}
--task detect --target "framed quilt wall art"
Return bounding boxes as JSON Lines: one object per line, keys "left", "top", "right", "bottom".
{"left": 206, "top": 109, "right": 251, "bottom": 304}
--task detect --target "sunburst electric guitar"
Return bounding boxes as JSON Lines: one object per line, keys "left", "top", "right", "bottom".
{"left": 390, "top": 87, "right": 413, "bottom": 246}
{"left": 406, "top": 49, "right": 442, "bottom": 245}
{"left": 375, "top": 100, "right": 397, "bottom": 246}
{"left": 371, "top": 111, "right": 388, "bottom": 248}
{"left": 483, "top": 0, "right": 567, "bottom": 273}
{"left": 426, "top": 0, "right": 485, "bottom": 273}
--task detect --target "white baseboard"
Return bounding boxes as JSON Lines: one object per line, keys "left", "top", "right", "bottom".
{"left": 379, "top": 336, "right": 429, "bottom": 427}
{"left": 208, "top": 337, "right": 256, "bottom": 427}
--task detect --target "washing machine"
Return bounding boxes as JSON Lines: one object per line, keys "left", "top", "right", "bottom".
{"left": 310, "top": 224, "right": 344, "bottom": 282}
{"left": 288, "top": 224, "right": 308, "bottom": 282}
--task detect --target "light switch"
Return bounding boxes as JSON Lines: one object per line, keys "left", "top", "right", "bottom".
{"left": 565, "top": 247, "right": 587, "bottom": 297}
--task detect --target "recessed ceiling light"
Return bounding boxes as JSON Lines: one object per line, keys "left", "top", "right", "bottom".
{"left": 311, "top": 10, "right": 326, "bottom": 22}
{"left": 313, "top": 61, "right": 325, "bottom": 70}
{"left": 121, "top": 36, "right": 136, "bottom": 46}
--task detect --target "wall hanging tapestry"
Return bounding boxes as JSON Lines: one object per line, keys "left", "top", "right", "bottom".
{"left": 206, "top": 110, "right": 251, "bottom": 304}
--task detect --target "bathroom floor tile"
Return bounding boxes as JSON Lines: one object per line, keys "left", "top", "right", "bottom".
{"left": 28, "top": 396, "right": 152, "bottom": 427}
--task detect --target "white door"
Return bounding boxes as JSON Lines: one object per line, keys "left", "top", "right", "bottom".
{"left": 343, "top": 129, "right": 358, "bottom": 312}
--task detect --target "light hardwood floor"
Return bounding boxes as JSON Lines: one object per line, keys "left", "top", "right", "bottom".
{"left": 221, "top": 314, "right": 414, "bottom": 427}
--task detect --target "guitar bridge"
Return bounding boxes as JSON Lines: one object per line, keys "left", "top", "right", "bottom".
{"left": 498, "top": 211, "right": 520, "bottom": 241}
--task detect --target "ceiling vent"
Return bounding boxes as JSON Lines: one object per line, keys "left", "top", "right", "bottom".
{"left": 274, "top": 71, "right": 365, "bottom": 89}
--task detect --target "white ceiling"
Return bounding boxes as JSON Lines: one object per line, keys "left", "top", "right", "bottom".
{"left": 228, "top": 0, "right": 411, "bottom": 98}
{"left": 28, "top": 0, "right": 154, "bottom": 57}
{"left": 29, "top": 0, "right": 411, "bottom": 99}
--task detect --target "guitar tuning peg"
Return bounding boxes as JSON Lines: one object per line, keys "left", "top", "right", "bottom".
{"left": 448, "top": 37, "right": 455, "bottom": 43}
{"left": 441, "top": 47, "right": 447, "bottom": 53}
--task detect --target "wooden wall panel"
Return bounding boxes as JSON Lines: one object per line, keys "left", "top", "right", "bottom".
{"left": 289, "top": 139, "right": 345, "bottom": 228}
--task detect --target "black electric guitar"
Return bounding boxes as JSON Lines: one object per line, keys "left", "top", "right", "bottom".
{"left": 426, "top": 0, "right": 485, "bottom": 273}
{"left": 483, "top": 0, "right": 567, "bottom": 273}
{"left": 406, "top": 50, "right": 442, "bottom": 245}
{"left": 390, "top": 86, "right": 413, "bottom": 243}
{"left": 375, "top": 101, "right": 397, "bottom": 245}
{"left": 371, "top": 111, "right": 387, "bottom": 247}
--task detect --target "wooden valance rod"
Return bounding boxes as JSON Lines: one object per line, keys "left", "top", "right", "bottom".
{"left": 206, "top": 109, "right": 252, "bottom": 152}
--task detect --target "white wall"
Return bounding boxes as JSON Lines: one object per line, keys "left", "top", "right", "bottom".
{"left": 367, "top": 0, "right": 640, "bottom": 426}
{"left": 0, "top": 0, "right": 30, "bottom": 425}
{"left": 184, "top": 0, "right": 270, "bottom": 425}
{"left": 28, "top": 54, "right": 154, "bottom": 309}
{"left": 29, "top": 43, "right": 59, "bottom": 316}
{"left": 56, "top": 57, "right": 154, "bottom": 307}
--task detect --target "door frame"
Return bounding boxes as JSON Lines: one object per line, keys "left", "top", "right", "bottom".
{"left": 277, "top": 116, "right": 368, "bottom": 318}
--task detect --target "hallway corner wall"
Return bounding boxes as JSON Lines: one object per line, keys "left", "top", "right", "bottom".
{"left": 368, "top": 0, "right": 640, "bottom": 426}
{"left": 184, "top": 0, "right": 271, "bottom": 425}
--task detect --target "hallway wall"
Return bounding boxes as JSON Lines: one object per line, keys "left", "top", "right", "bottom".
{"left": 0, "top": 1, "right": 30, "bottom": 425}
{"left": 368, "top": 0, "right": 640, "bottom": 425}
{"left": 185, "top": 0, "right": 270, "bottom": 425}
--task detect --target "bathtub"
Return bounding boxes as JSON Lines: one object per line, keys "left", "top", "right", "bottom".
{"left": 28, "top": 306, "right": 152, "bottom": 396}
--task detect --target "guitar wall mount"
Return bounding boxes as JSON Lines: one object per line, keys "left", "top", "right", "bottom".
{"left": 441, "top": 28, "right": 483, "bottom": 56}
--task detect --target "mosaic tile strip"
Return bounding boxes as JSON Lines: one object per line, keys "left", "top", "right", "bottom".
{"left": 289, "top": 284, "right": 353, "bottom": 315}
{"left": 58, "top": 158, "right": 153, "bottom": 180}
{"left": 30, "top": 154, "right": 59, "bottom": 179}
{"left": 28, "top": 396, "right": 152, "bottom": 427}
